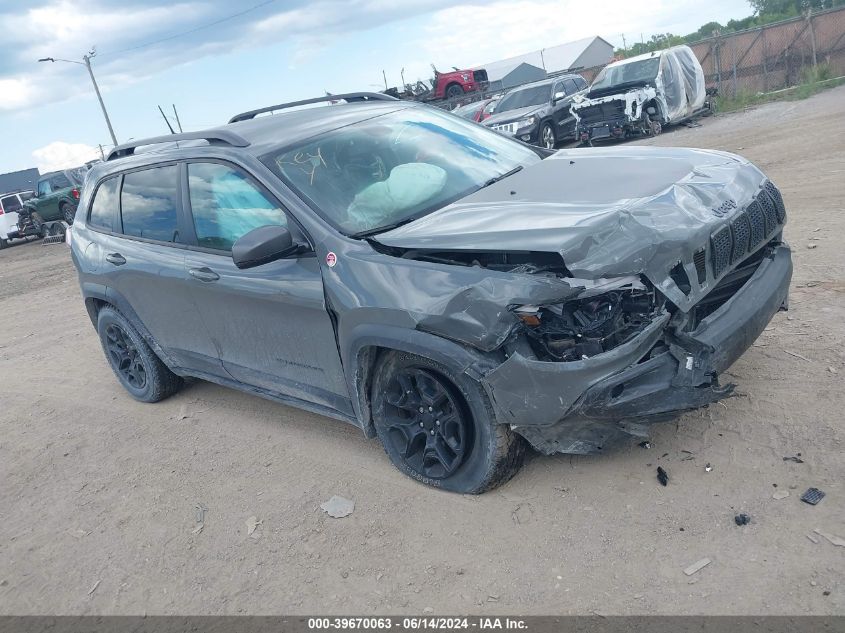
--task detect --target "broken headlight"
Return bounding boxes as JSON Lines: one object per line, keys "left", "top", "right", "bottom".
{"left": 514, "top": 285, "right": 660, "bottom": 362}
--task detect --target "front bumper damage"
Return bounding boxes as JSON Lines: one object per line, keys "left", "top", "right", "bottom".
{"left": 482, "top": 243, "right": 792, "bottom": 454}
{"left": 572, "top": 87, "right": 658, "bottom": 143}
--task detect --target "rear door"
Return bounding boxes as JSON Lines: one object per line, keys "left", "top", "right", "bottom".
{"left": 89, "top": 164, "right": 224, "bottom": 376}
{"left": 180, "top": 160, "right": 352, "bottom": 415}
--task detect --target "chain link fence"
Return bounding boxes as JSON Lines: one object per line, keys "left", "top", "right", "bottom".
{"left": 688, "top": 5, "right": 845, "bottom": 98}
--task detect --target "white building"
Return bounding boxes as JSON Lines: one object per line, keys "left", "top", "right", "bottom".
{"left": 478, "top": 35, "right": 614, "bottom": 85}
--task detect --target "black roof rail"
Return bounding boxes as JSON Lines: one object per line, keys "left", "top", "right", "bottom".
{"left": 106, "top": 130, "right": 250, "bottom": 161}
{"left": 228, "top": 92, "right": 398, "bottom": 123}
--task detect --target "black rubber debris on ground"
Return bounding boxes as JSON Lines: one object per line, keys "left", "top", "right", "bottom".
{"left": 801, "top": 488, "right": 826, "bottom": 505}
{"left": 657, "top": 466, "right": 669, "bottom": 486}
{"left": 638, "top": 441, "right": 651, "bottom": 449}
{"left": 735, "top": 513, "right": 751, "bottom": 526}
{"left": 783, "top": 454, "right": 804, "bottom": 463}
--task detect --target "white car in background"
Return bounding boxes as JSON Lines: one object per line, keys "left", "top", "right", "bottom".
{"left": 0, "top": 190, "right": 35, "bottom": 249}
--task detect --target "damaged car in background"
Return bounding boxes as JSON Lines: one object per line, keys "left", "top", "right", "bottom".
{"left": 571, "top": 45, "right": 708, "bottom": 145}
{"left": 71, "top": 92, "right": 792, "bottom": 494}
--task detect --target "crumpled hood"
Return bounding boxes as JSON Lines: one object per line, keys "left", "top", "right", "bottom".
{"left": 376, "top": 146, "right": 769, "bottom": 311}
{"left": 483, "top": 105, "right": 542, "bottom": 127}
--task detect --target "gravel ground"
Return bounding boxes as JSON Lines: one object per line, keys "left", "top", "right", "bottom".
{"left": 1, "top": 86, "right": 843, "bottom": 616}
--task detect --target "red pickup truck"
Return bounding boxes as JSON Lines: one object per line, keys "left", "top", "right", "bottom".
{"left": 387, "top": 66, "right": 489, "bottom": 102}
{"left": 432, "top": 67, "right": 488, "bottom": 99}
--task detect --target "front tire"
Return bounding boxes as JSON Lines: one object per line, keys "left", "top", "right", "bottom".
{"left": 371, "top": 351, "right": 525, "bottom": 493}
{"left": 97, "top": 306, "right": 183, "bottom": 402}
{"left": 540, "top": 122, "right": 556, "bottom": 150}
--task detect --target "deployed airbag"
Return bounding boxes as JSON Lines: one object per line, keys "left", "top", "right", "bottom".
{"left": 347, "top": 163, "right": 447, "bottom": 229}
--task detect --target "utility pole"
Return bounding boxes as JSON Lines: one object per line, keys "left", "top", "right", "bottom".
{"left": 38, "top": 50, "right": 118, "bottom": 148}
{"left": 83, "top": 53, "right": 118, "bottom": 147}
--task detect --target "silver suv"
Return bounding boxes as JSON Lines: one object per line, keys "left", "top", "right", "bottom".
{"left": 70, "top": 93, "right": 792, "bottom": 493}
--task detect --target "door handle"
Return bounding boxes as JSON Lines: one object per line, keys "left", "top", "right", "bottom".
{"left": 189, "top": 267, "right": 220, "bottom": 282}
{"left": 105, "top": 253, "right": 126, "bottom": 266}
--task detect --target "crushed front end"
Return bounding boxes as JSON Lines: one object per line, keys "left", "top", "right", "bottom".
{"left": 572, "top": 88, "right": 659, "bottom": 144}
{"left": 482, "top": 184, "right": 792, "bottom": 454}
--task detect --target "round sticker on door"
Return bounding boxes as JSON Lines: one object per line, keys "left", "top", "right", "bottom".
{"left": 326, "top": 252, "right": 337, "bottom": 268}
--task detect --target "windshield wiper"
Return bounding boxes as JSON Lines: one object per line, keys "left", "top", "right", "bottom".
{"left": 479, "top": 165, "right": 524, "bottom": 189}
{"left": 349, "top": 216, "right": 419, "bottom": 239}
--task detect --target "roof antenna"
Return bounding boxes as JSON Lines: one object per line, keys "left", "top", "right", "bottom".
{"left": 172, "top": 104, "right": 183, "bottom": 133}
{"left": 157, "top": 105, "right": 175, "bottom": 134}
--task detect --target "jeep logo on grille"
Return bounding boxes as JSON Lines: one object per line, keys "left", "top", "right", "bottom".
{"left": 711, "top": 199, "right": 738, "bottom": 217}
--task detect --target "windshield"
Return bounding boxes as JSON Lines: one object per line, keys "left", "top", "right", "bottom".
{"left": 265, "top": 106, "right": 541, "bottom": 235}
{"left": 591, "top": 57, "right": 660, "bottom": 91}
{"left": 496, "top": 84, "right": 551, "bottom": 113}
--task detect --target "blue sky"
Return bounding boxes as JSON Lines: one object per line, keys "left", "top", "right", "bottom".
{"left": 0, "top": 0, "right": 754, "bottom": 174}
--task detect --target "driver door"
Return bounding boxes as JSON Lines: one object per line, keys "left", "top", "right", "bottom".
{"left": 33, "top": 179, "right": 54, "bottom": 217}
{"left": 180, "top": 160, "right": 352, "bottom": 415}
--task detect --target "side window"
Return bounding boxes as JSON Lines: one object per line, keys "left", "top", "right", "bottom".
{"left": 37, "top": 180, "right": 51, "bottom": 196}
{"left": 575, "top": 76, "right": 587, "bottom": 89}
{"left": 1, "top": 195, "right": 22, "bottom": 214}
{"left": 187, "top": 162, "right": 287, "bottom": 252}
{"left": 51, "top": 174, "right": 71, "bottom": 189}
{"left": 88, "top": 176, "right": 120, "bottom": 232}
{"left": 120, "top": 165, "right": 181, "bottom": 242}
{"left": 552, "top": 81, "right": 565, "bottom": 98}
{"left": 563, "top": 78, "right": 578, "bottom": 94}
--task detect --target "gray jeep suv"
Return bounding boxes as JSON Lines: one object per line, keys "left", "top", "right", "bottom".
{"left": 71, "top": 93, "right": 792, "bottom": 493}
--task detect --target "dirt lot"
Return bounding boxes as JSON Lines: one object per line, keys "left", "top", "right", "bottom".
{"left": 1, "top": 86, "right": 844, "bottom": 616}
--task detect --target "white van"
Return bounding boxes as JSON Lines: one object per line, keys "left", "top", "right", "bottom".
{"left": 0, "top": 190, "right": 35, "bottom": 249}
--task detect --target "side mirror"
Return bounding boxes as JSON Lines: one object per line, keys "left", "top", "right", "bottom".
{"left": 553, "top": 91, "right": 566, "bottom": 103}
{"left": 232, "top": 225, "right": 299, "bottom": 269}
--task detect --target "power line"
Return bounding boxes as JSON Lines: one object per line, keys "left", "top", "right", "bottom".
{"left": 103, "top": 0, "right": 278, "bottom": 57}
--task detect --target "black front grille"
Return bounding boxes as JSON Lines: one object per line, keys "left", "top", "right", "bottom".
{"left": 764, "top": 181, "right": 786, "bottom": 222}
{"left": 746, "top": 200, "right": 766, "bottom": 246}
{"left": 730, "top": 213, "right": 751, "bottom": 264}
{"left": 577, "top": 100, "right": 625, "bottom": 125}
{"left": 691, "top": 247, "right": 767, "bottom": 329}
{"left": 711, "top": 225, "right": 732, "bottom": 278}
{"left": 710, "top": 181, "right": 786, "bottom": 279}
{"left": 693, "top": 248, "right": 707, "bottom": 284}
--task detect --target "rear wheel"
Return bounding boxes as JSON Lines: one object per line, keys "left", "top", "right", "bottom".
{"left": 540, "top": 122, "right": 556, "bottom": 150}
{"left": 445, "top": 83, "right": 464, "bottom": 100}
{"left": 97, "top": 306, "right": 183, "bottom": 402}
{"left": 371, "top": 351, "right": 525, "bottom": 493}
{"left": 61, "top": 202, "right": 76, "bottom": 225}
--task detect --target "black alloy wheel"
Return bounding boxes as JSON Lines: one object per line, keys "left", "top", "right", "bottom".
{"left": 104, "top": 323, "right": 147, "bottom": 390}
{"left": 381, "top": 367, "right": 471, "bottom": 480}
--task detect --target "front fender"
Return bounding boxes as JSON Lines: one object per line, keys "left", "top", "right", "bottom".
{"left": 341, "top": 324, "right": 499, "bottom": 435}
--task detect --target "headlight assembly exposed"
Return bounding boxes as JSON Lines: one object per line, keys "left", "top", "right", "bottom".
{"left": 513, "top": 284, "right": 661, "bottom": 362}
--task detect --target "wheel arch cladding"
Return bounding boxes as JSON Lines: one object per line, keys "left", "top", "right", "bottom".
{"left": 83, "top": 285, "right": 183, "bottom": 375}
{"left": 345, "top": 324, "right": 501, "bottom": 436}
